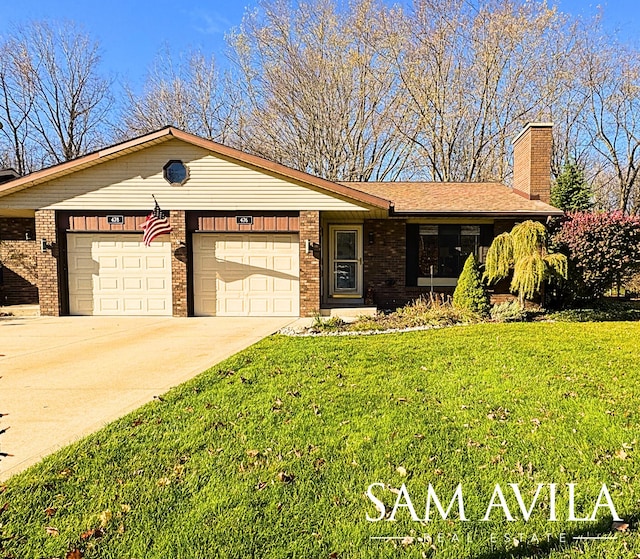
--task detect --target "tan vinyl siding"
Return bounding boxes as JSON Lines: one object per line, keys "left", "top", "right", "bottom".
{"left": 1, "top": 139, "right": 370, "bottom": 212}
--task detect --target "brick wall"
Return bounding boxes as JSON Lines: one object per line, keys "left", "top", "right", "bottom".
{"left": 361, "top": 219, "right": 529, "bottom": 310}
{"left": 35, "top": 210, "right": 61, "bottom": 316}
{"left": 299, "top": 211, "right": 320, "bottom": 316}
{"left": 362, "top": 218, "right": 440, "bottom": 309}
{"left": 170, "top": 210, "right": 188, "bottom": 317}
{"left": 0, "top": 218, "right": 38, "bottom": 305}
{"left": 363, "top": 219, "right": 413, "bottom": 308}
{"left": 513, "top": 123, "right": 553, "bottom": 203}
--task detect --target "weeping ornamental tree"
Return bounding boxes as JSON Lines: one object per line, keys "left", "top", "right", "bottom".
{"left": 484, "top": 221, "right": 567, "bottom": 303}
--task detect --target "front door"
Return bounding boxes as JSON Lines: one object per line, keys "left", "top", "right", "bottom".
{"left": 329, "top": 225, "right": 363, "bottom": 298}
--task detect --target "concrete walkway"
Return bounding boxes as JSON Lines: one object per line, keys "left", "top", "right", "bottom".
{"left": 0, "top": 315, "right": 294, "bottom": 480}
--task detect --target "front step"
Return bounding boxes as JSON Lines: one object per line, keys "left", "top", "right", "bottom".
{"left": 321, "top": 306, "right": 377, "bottom": 318}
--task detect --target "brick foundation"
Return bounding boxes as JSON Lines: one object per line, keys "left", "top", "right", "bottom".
{"left": 170, "top": 210, "right": 188, "bottom": 317}
{"left": 35, "top": 210, "right": 61, "bottom": 316}
{"left": 0, "top": 218, "right": 38, "bottom": 305}
{"left": 299, "top": 211, "right": 320, "bottom": 316}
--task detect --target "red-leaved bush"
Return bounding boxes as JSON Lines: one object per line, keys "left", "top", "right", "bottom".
{"left": 552, "top": 211, "right": 640, "bottom": 299}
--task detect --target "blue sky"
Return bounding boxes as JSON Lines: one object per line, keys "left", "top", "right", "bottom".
{"left": 0, "top": 1, "right": 637, "bottom": 92}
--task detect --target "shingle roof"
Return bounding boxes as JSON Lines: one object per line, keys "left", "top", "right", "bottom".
{"left": 341, "top": 181, "right": 563, "bottom": 216}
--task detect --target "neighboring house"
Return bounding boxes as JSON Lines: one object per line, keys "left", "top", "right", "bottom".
{"left": 0, "top": 122, "right": 562, "bottom": 317}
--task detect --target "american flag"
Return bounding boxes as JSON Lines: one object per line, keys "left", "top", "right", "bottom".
{"left": 141, "top": 199, "right": 172, "bottom": 246}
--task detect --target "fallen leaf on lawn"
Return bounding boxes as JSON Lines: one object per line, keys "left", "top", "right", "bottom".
{"left": 246, "top": 449, "right": 260, "bottom": 458}
{"left": 612, "top": 520, "right": 630, "bottom": 532}
{"left": 44, "top": 507, "right": 56, "bottom": 517}
{"left": 401, "top": 536, "right": 415, "bottom": 547}
{"left": 81, "top": 527, "right": 104, "bottom": 540}
{"left": 99, "top": 510, "right": 112, "bottom": 527}
{"left": 277, "top": 471, "right": 294, "bottom": 483}
{"left": 255, "top": 481, "right": 267, "bottom": 491}
{"left": 121, "top": 504, "right": 131, "bottom": 513}
{"left": 45, "top": 526, "right": 59, "bottom": 536}
{"left": 66, "top": 549, "right": 83, "bottom": 559}
{"left": 615, "top": 449, "right": 629, "bottom": 460}
{"left": 396, "top": 466, "right": 408, "bottom": 477}
{"left": 329, "top": 552, "right": 339, "bottom": 559}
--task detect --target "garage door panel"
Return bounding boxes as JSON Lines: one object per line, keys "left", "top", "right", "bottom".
{"left": 98, "top": 256, "right": 119, "bottom": 269}
{"left": 249, "top": 237, "right": 268, "bottom": 249}
{"left": 147, "top": 277, "right": 168, "bottom": 290}
{"left": 123, "top": 277, "right": 143, "bottom": 290}
{"left": 73, "top": 257, "right": 98, "bottom": 272}
{"left": 273, "top": 278, "right": 294, "bottom": 292}
{"left": 194, "top": 233, "right": 299, "bottom": 317}
{"left": 249, "top": 276, "right": 269, "bottom": 292}
{"left": 147, "top": 298, "right": 169, "bottom": 312}
{"left": 222, "top": 298, "right": 245, "bottom": 315}
{"left": 122, "top": 256, "right": 142, "bottom": 269}
{"left": 67, "top": 233, "right": 172, "bottom": 316}
{"left": 273, "top": 298, "right": 294, "bottom": 313}
{"left": 123, "top": 299, "right": 143, "bottom": 311}
{"left": 99, "top": 299, "right": 120, "bottom": 312}
{"left": 146, "top": 256, "right": 168, "bottom": 269}
{"left": 98, "top": 277, "right": 119, "bottom": 290}
{"left": 273, "top": 256, "right": 294, "bottom": 271}
{"left": 249, "top": 299, "right": 269, "bottom": 314}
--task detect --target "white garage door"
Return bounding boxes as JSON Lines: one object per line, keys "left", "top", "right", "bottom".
{"left": 67, "top": 233, "right": 172, "bottom": 316}
{"left": 193, "top": 233, "right": 299, "bottom": 316}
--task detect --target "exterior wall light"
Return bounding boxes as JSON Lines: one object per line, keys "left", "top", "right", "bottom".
{"left": 40, "top": 238, "right": 53, "bottom": 253}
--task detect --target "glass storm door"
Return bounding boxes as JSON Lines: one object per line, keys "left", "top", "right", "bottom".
{"left": 329, "top": 226, "right": 363, "bottom": 297}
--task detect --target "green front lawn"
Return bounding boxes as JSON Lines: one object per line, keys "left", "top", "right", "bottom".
{"left": 2, "top": 322, "right": 639, "bottom": 558}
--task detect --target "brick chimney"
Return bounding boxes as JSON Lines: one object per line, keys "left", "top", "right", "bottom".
{"left": 512, "top": 122, "right": 553, "bottom": 203}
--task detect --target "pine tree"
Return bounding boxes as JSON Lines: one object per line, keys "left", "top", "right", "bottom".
{"left": 453, "top": 253, "right": 490, "bottom": 316}
{"left": 551, "top": 161, "right": 593, "bottom": 212}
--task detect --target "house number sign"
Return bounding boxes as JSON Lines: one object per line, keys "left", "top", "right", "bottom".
{"left": 107, "top": 215, "right": 124, "bottom": 224}
{"left": 236, "top": 216, "right": 253, "bottom": 225}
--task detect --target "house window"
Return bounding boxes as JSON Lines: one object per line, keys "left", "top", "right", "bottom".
{"left": 163, "top": 160, "right": 189, "bottom": 186}
{"left": 409, "top": 224, "right": 493, "bottom": 283}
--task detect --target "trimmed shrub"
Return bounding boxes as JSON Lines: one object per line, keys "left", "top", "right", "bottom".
{"left": 453, "top": 253, "right": 490, "bottom": 316}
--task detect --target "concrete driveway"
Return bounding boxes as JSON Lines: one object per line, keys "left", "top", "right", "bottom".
{"left": 0, "top": 315, "right": 295, "bottom": 481}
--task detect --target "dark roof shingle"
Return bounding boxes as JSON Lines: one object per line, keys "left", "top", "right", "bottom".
{"left": 341, "top": 181, "right": 563, "bottom": 216}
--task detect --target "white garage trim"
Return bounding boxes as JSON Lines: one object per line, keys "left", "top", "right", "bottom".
{"left": 193, "top": 233, "right": 300, "bottom": 317}
{"left": 67, "top": 233, "right": 172, "bottom": 316}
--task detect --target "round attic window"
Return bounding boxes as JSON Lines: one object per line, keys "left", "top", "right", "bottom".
{"left": 163, "top": 160, "right": 189, "bottom": 186}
